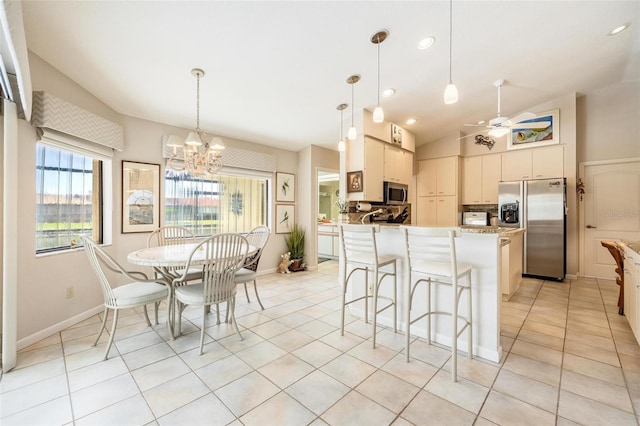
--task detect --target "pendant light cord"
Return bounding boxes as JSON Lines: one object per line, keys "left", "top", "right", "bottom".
{"left": 448, "top": 0, "right": 453, "bottom": 84}
{"left": 195, "top": 72, "right": 201, "bottom": 133}
{"left": 377, "top": 38, "right": 381, "bottom": 106}
{"left": 351, "top": 83, "right": 355, "bottom": 127}
{"left": 340, "top": 109, "right": 344, "bottom": 139}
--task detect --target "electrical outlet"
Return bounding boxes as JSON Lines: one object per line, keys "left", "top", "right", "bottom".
{"left": 66, "top": 286, "right": 75, "bottom": 299}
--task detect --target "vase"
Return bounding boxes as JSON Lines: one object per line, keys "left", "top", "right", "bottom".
{"left": 338, "top": 214, "right": 349, "bottom": 223}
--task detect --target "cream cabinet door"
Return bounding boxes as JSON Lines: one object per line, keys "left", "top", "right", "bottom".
{"left": 462, "top": 156, "right": 482, "bottom": 204}
{"left": 481, "top": 154, "right": 502, "bottom": 203}
{"left": 436, "top": 156, "right": 458, "bottom": 196}
{"left": 436, "top": 196, "right": 458, "bottom": 226}
{"left": 401, "top": 151, "right": 414, "bottom": 185}
{"left": 363, "top": 137, "right": 384, "bottom": 202}
{"left": 383, "top": 144, "right": 402, "bottom": 183}
{"left": 501, "top": 150, "right": 532, "bottom": 181}
{"left": 417, "top": 196, "right": 437, "bottom": 226}
{"left": 417, "top": 159, "right": 437, "bottom": 196}
{"left": 532, "top": 145, "right": 563, "bottom": 179}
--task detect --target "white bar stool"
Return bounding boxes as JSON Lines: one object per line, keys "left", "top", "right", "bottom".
{"left": 401, "top": 226, "right": 473, "bottom": 382}
{"left": 338, "top": 224, "right": 398, "bottom": 348}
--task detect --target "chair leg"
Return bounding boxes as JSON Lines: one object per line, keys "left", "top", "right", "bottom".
{"left": 143, "top": 305, "right": 152, "bottom": 326}
{"left": 253, "top": 280, "right": 265, "bottom": 310}
{"left": 364, "top": 268, "right": 369, "bottom": 325}
{"left": 406, "top": 276, "right": 412, "bottom": 362}
{"left": 94, "top": 307, "right": 109, "bottom": 347}
{"left": 154, "top": 301, "right": 160, "bottom": 325}
{"left": 199, "top": 305, "right": 207, "bottom": 355}
{"left": 468, "top": 275, "right": 473, "bottom": 359}
{"left": 372, "top": 269, "right": 379, "bottom": 349}
{"left": 340, "top": 272, "right": 347, "bottom": 336}
{"left": 393, "top": 263, "right": 397, "bottom": 333}
{"left": 230, "top": 297, "right": 244, "bottom": 341}
{"left": 216, "top": 303, "right": 221, "bottom": 325}
{"left": 243, "top": 282, "right": 251, "bottom": 302}
{"left": 104, "top": 309, "right": 119, "bottom": 361}
{"left": 426, "top": 280, "right": 432, "bottom": 345}
{"left": 176, "top": 300, "right": 183, "bottom": 337}
{"left": 452, "top": 280, "right": 458, "bottom": 383}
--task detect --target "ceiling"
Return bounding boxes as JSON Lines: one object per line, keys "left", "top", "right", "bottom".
{"left": 20, "top": 1, "right": 639, "bottom": 152}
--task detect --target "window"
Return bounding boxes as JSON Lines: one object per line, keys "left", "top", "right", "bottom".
{"left": 165, "top": 169, "right": 270, "bottom": 235}
{"left": 36, "top": 143, "right": 104, "bottom": 253}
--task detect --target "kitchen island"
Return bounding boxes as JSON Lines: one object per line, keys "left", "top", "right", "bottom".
{"left": 341, "top": 225, "right": 504, "bottom": 362}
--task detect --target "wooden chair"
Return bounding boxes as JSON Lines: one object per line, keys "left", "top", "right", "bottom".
{"left": 601, "top": 240, "right": 624, "bottom": 315}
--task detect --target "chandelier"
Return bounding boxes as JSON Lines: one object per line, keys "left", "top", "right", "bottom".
{"left": 166, "top": 68, "right": 225, "bottom": 175}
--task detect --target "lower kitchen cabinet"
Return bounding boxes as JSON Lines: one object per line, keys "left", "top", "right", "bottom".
{"left": 623, "top": 246, "right": 640, "bottom": 344}
{"left": 318, "top": 225, "right": 339, "bottom": 258}
{"left": 416, "top": 196, "right": 457, "bottom": 226}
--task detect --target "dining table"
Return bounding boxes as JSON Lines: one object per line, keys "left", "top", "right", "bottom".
{"left": 128, "top": 241, "right": 256, "bottom": 339}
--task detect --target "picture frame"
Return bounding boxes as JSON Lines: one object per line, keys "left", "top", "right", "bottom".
{"left": 347, "top": 170, "right": 363, "bottom": 193}
{"left": 507, "top": 109, "right": 560, "bottom": 150}
{"left": 122, "top": 161, "right": 160, "bottom": 233}
{"left": 276, "top": 172, "right": 295, "bottom": 202}
{"left": 275, "top": 204, "right": 295, "bottom": 234}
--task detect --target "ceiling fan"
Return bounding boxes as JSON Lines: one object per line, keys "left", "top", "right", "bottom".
{"left": 461, "top": 79, "right": 550, "bottom": 139}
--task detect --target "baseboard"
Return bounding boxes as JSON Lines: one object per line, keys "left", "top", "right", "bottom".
{"left": 17, "top": 305, "right": 103, "bottom": 351}
{"left": 565, "top": 274, "right": 578, "bottom": 280}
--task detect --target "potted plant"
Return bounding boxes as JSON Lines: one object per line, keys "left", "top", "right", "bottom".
{"left": 335, "top": 198, "right": 349, "bottom": 223}
{"left": 285, "top": 224, "right": 306, "bottom": 272}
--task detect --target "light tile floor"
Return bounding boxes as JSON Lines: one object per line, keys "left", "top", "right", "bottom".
{"left": 1, "top": 260, "right": 640, "bottom": 425}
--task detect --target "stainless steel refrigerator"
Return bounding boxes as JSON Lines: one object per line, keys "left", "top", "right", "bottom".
{"left": 498, "top": 178, "right": 566, "bottom": 281}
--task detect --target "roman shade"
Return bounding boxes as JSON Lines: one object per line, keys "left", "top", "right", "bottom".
{"left": 162, "top": 135, "right": 276, "bottom": 172}
{"left": 31, "top": 91, "right": 124, "bottom": 152}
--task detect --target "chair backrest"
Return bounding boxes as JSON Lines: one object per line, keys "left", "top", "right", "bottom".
{"left": 338, "top": 224, "right": 381, "bottom": 266}
{"left": 82, "top": 236, "right": 147, "bottom": 306}
{"left": 242, "top": 225, "right": 270, "bottom": 271}
{"left": 147, "top": 226, "right": 195, "bottom": 248}
{"left": 183, "top": 233, "right": 249, "bottom": 304}
{"left": 401, "top": 226, "right": 461, "bottom": 277}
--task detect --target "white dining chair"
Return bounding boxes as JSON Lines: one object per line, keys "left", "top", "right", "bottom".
{"left": 401, "top": 226, "right": 473, "bottom": 382}
{"left": 234, "top": 225, "right": 270, "bottom": 310}
{"left": 147, "top": 225, "right": 203, "bottom": 282}
{"left": 173, "top": 233, "right": 249, "bottom": 354}
{"left": 81, "top": 237, "right": 169, "bottom": 360}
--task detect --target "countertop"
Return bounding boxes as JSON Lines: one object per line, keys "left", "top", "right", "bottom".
{"left": 460, "top": 226, "right": 525, "bottom": 236}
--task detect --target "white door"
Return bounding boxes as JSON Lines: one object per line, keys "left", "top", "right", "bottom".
{"left": 582, "top": 159, "right": 640, "bottom": 278}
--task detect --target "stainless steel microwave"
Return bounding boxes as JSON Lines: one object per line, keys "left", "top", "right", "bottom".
{"left": 383, "top": 181, "right": 408, "bottom": 205}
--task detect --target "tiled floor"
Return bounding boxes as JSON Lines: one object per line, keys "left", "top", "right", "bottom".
{"left": 1, "top": 260, "right": 640, "bottom": 425}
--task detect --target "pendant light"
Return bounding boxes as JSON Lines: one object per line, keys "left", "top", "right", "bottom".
{"left": 443, "top": 0, "right": 459, "bottom": 104}
{"left": 371, "top": 30, "right": 388, "bottom": 123}
{"left": 337, "top": 103, "right": 348, "bottom": 152}
{"left": 347, "top": 74, "right": 360, "bottom": 140}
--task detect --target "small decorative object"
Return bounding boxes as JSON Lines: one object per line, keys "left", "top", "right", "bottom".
{"left": 474, "top": 134, "right": 496, "bottom": 150}
{"left": 576, "top": 178, "right": 585, "bottom": 201}
{"left": 276, "top": 204, "right": 294, "bottom": 234}
{"left": 276, "top": 172, "right": 295, "bottom": 202}
{"left": 347, "top": 170, "right": 363, "bottom": 193}
{"left": 277, "top": 252, "right": 293, "bottom": 274}
{"left": 122, "top": 161, "right": 160, "bottom": 233}
{"left": 335, "top": 198, "right": 349, "bottom": 214}
{"left": 285, "top": 224, "right": 306, "bottom": 272}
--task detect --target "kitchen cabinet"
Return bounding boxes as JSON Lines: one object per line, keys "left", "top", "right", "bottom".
{"left": 416, "top": 196, "right": 457, "bottom": 226}
{"left": 623, "top": 246, "right": 640, "bottom": 343}
{"left": 501, "top": 145, "right": 564, "bottom": 181}
{"left": 462, "top": 153, "right": 502, "bottom": 204}
{"left": 417, "top": 156, "right": 459, "bottom": 197}
{"left": 346, "top": 136, "right": 384, "bottom": 202}
{"left": 500, "top": 230, "right": 523, "bottom": 299}
{"left": 318, "top": 224, "right": 339, "bottom": 258}
{"left": 384, "top": 144, "right": 414, "bottom": 185}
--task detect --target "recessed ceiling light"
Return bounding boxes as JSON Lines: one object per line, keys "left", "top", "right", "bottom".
{"left": 608, "top": 23, "right": 631, "bottom": 36}
{"left": 382, "top": 88, "right": 396, "bottom": 98}
{"left": 406, "top": 118, "right": 417, "bottom": 125}
{"left": 417, "top": 36, "right": 436, "bottom": 50}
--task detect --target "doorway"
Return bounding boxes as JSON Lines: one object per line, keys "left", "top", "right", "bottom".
{"left": 580, "top": 158, "right": 640, "bottom": 278}
{"left": 317, "top": 169, "right": 339, "bottom": 262}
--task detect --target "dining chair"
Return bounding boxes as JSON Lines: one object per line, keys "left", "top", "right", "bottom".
{"left": 338, "top": 224, "right": 398, "bottom": 349}
{"left": 401, "top": 226, "right": 473, "bottom": 382}
{"left": 147, "top": 225, "right": 203, "bottom": 282}
{"left": 234, "top": 225, "right": 270, "bottom": 310}
{"left": 173, "top": 233, "right": 249, "bottom": 354}
{"left": 81, "top": 237, "right": 169, "bottom": 360}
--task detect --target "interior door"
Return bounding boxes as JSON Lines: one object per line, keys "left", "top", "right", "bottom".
{"left": 582, "top": 160, "right": 640, "bottom": 278}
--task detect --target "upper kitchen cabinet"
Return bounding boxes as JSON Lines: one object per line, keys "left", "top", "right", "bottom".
{"left": 462, "top": 154, "right": 502, "bottom": 204}
{"left": 501, "top": 145, "right": 564, "bottom": 181}
{"left": 417, "top": 156, "right": 459, "bottom": 196}
{"left": 346, "top": 136, "right": 384, "bottom": 202}
{"left": 383, "top": 144, "right": 413, "bottom": 185}
{"left": 362, "top": 109, "right": 392, "bottom": 144}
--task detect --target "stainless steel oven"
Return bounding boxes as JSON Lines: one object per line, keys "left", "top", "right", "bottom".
{"left": 383, "top": 181, "right": 408, "bottom": 205}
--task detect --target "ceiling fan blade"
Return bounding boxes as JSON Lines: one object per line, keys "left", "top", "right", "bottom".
{"left": 509, "top": 121, "right": 551, "bottom": 129}
{"left": 456, "top": 128, "right": 488, "bottom": 140}
{"left": 463, "top": 123, "right": 487, "bottom": 127}
{"left": 509, "top": 112, "right": 537, "bottom": 124}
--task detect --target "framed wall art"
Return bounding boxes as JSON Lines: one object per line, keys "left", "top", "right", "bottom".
{"left": 276, "top": 172, "right": 295, "bottom": 202}
{"left": 507, "top": 109, "right": 560, "bottom": 150}
{"left": 347, "top": 170, "right": 363, "bottom": 193}
{"left": 275, "top": 204, "right": 295, "bottom": 234}
{"left": 122, "top": 161, "right": 160, "bottom": 233}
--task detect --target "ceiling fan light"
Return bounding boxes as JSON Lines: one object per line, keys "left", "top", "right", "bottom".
{"left": 373, "top": 106, "right": 384, "bottom": 123}
{"left": 348, "top": 126, "right": 357, "bottom": 141}
{"left": 185, "top": 131, "right": 203, "bottom": 146}
{"left": 488, "top": 127, "right": 509, "bottom": 138}
{"left": 444, "top": 82, "right": 459, "bottom": 104}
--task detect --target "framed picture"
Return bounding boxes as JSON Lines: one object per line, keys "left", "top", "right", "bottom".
{"left": 276, "top": 172, "right": 295, "bottom": 202}
{"left": 122, "top": 161, "right": 160, "bottom": 233}
{"left": 275, "top": 204, "right": 295, "bottom": 234}
{"left": 347, "top": 170, "right": 363, "bottom": 193}
{"left": 507, "top": 109, "right": 560, "bottom": 150}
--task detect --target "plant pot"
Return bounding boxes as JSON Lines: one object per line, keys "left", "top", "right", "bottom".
{"left": 338, "top": 213, "right": 349, "bottom": 223}
{"left": 289, "top": 258, "right": 306, "bottom": 272}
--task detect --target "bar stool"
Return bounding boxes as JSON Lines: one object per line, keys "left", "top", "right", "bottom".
{"left": 401, "top": 226, "right": 472, "bottom": 382}
{"left": 338, "top": 224, "right": 398, "bottom": 348}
